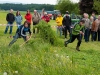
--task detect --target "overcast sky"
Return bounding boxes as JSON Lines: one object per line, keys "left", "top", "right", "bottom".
{"left": 0, "top": 0, "right": 79, "bottom": 4}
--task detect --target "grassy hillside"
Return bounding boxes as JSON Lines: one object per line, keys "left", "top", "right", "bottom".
{"left": 0, "top": 11, "right": 100, "bottom": 75}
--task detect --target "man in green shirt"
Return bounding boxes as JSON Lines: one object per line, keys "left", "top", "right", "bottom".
{"left": 64, "top": 20, "right": 85, "bottom": 51}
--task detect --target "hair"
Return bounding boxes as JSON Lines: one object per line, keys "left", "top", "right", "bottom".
{"left": 23, "top": 21, "right": 30, "bottom": 27}
{"left": 80, "top": 20, "right": 85, "bottom": 23}
{"left": 16, "top": 11, "right": 21, "bottom": 16}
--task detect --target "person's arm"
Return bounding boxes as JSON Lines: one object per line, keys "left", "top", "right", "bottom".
{"left": 73, "top": 24, "right": 80, "bottom": 32}
{"left": 13, "top": 15, "right": 15, "bottom": 22}
{"left": 69, "top": 17, "right": 72, "bottom": 26}
{"left": 21, "top": 27, "right": 27, "bottom": 37}
{"left": 6, "top": 14, "right": 9, "bottom": 22}
{"left": 62, "top": 17, "right": 65, "bottom": 26}
{"left": 21, "top": 15, "right": 23, "bottom": 22}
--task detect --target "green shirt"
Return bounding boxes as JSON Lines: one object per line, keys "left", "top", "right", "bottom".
{"left": 72, "top": 24, "right": 85, "bottom": 35}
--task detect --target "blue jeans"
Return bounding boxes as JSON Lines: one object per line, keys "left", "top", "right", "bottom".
{"left": 4, "top": 22, "right": 13, "bottom": 34}
{"left": 9, "top": 33, "right": 26, "bottom": 46}
{"left": 16, "top": 22, "right": 21, "bottom": 28}
{"left": 84, "top": 28, "right": 90, "bottom": 42}
{"left": 57, "top": 26, "right": 62, "bottom": 36}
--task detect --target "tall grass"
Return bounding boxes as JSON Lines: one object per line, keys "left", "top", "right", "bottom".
{"left": 0, "top": 11, "right": 100, "bottom": 75}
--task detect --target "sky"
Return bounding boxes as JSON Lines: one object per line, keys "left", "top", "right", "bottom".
{"left": 0, "top": 0, "right": 79, "bottom": 4}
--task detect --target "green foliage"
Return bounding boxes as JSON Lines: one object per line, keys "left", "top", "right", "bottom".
{"left": 93, "top": 0, "right": 100, "bottom": 14}
{"left": 38, "top": 20, "right": 58, "bottom": 45}
{"left": 55, "top": 0, "right": 79, "bottom": 14}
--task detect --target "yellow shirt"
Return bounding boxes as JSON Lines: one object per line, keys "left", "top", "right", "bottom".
{"left": 56, "top": 16, "right": 63, "bottom": 26}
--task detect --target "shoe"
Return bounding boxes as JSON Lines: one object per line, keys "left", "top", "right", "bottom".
{"left": 64, "top": 41, "right": 68, "bottom": 47}
{"left": 76, "top": 46, "right": 80, "bottom": 51}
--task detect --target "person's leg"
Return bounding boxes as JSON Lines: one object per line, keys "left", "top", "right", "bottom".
{"left": 68, "top": 26, "right": 71, "bottom": 37}
{"left": 59, "top": 26, "right": 62, "bottom": 36}
{"left": 64, "top": 35, "right": 76, "bottom": 47}
{"left": 57, "top": 26, "right": 59, "bottom": 35}
{"left": 33, "top": 25, "right": 35, "bottom": 33}
{"left": 94, "top": 32, "right": 97, "bottom": 41}
{"left": 9, "top": 26, "right": 13, "bottom": 34}
{"left": 4, "top": 23, "right": 9, "bottom": 34}
{"left": 91, "top": 31, "right": 94, "bottom": 41}
{"left": 98, "top": 31, "right": 100, "bottom": 41}
{"left": 76, "top": 34, "right": 82, "bottom": 51}
{"left": 84, "top": 29, "right": 88, "bottom": 42}
{"left": 9, "top": 33, "right": 19, "bottom": 46}
{"left": 87, "top": 28, "right": 90, "bottom": 41}
{"left": 64, "top": 27, "right": 67, "bottom": 38}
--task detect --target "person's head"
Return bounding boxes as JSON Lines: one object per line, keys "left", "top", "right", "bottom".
{"left": 34, "top": 10, "right": 37, "bottom": 14}
{"left": 90, "top": 16, "right": 94, "bottom": 22}
{"left": 44, "top": 12, "right": 47, "bottom": 16}
{"left": 10, "top": 9, "right": 13, "bottom": 13}
{"left": 16, "top": 11, "right": 20, "bottom": 16}
{"left": 66, "top": 12, "right": 69, "bottom": 16}
{"left": 80, "top": 20, "right": 85, "bottom": 26}
{"left": 98, "top": 15, "right": 100, "bottom": 20}
{"left": 58, "top": 13, "right": 61, "bottom": 17}
{"left": 84, "top": 13, "right": 89, "bottom": 18}
{"left": 24, "top": 21, "right": 29, "bottom": 28}
{"left": 27, "top": 10, "right": 30, "bottom": 14}
{"left": 92, "top": 12, "right": 95, "bottom": 17}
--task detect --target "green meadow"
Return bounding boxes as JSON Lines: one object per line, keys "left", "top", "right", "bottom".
{"left": 0, "top": 11, "right": 100, "bottom": 75}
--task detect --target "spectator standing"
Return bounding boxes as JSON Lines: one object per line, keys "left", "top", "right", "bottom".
{"left": 82, "top": 13, "right": 91, "bottom": 42}
{"left": 32, "top": 10, "right": 41, "bottom": 33}
{"left": 56, "top": 14, "right": 63, "bottom": 36}
{"left": 42, "top": 12, "right": 50, "bottom": 23}
{"left": 97, "top": 15, "right": 100, "bottom": 41}
{"left": 15, "top": 11, "right": 23, "bottom": 28}
{"left": 4, "top": 9, "right": 15, "bottom": 34}
{"left": 25, "top": 10, "right": 32, "bottom": 28}
{"left": 62, "top": 12, "right": 71, "bottom": 39}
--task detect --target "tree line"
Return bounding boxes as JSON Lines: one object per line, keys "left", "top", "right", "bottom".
{"left": 0, "top": 3, "right": 55, "bottom": 11}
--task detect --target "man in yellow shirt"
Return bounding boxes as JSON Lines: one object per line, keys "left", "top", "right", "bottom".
{"left": 56, "top": 14, "right": 63, "bottom": 36}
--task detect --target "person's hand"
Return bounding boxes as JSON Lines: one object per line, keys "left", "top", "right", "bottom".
{"left": 26, "top": 36, "right": 30, "bottom": 40}
{"left": 80, "top": 31, "right": 83, "bottom": 34}
{"left": 82, "top": 33, "right": 84, "bottom": 36}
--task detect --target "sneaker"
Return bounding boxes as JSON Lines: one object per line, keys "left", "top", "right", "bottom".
{"left": 76, "top": 46, "right": 80, "bottom": 51}
{"left": 64, "top": 41, "right": 68, "bottom": 47}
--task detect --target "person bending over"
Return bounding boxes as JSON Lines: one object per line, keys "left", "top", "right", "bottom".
{"left": 64, "top": 20, "right": 85, "bottom": 51}
{"left": 9, "top": 21, "right": 32, "bottom": 46}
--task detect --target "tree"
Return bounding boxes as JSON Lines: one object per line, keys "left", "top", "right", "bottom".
{"left": 55, "top": 0, "right": 79, "bottom": 14}
{"left": 93, "top": 0, "right": 100, "bottom": 14}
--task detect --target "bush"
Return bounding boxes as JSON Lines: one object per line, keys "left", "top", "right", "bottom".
{"left": 38, "top": 20, "right": 58, "bottom": 45}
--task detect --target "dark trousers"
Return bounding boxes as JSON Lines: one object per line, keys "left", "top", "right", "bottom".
{"left": 98, "top": 30, "right": 100, "bottom": 41}
{"left": 4, "top": 22, "right": 13, "bottom": 34}
{"left": 94, "top": 32, "right": 97, "bottom": 41}
{"left": 66, "top": 34, "right": 82, "bottom": 47}
{"left": 9, "top": 33, "right": 26, "bottom": 46}
{"left": 84, "top": 28, "right": 90, "bottom": 42}
{"left": 33, "top": 22, "right": 39, "bottom": 33}
{"left": 91, "top": 31, "right": 96, "bottom": 41}
{"left": 64, "top": 26, "right": 70, "bottom": 38}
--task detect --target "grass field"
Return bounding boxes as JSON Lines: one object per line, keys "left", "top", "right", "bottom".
{"left": 0, "top": 11, "right": 100, "bottom": 75}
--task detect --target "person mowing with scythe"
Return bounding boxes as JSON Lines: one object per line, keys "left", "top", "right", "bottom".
{"left": 64, "top": 20, "right": 85, "bottom": 51}
{"left": 9, "top": 21, "right": 32, "bottom": 46}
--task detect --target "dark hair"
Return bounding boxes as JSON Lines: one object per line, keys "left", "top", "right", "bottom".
{"left": 23, "top": 21, "right": 30, "bottom": 27}
{"left": 16, "top": 11, "right": 21, "bottom": 16}
{"left": 80, "top": 20, "right": 85, "bottom": 23}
